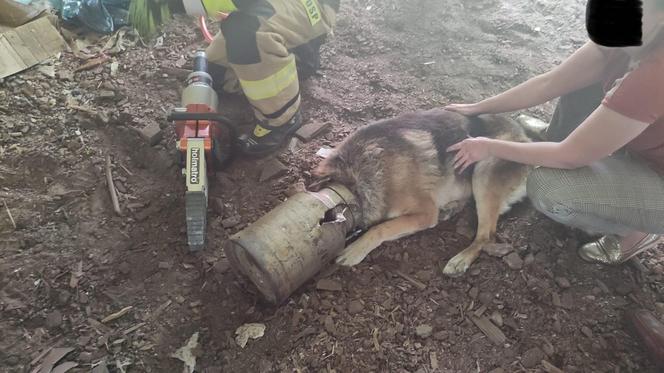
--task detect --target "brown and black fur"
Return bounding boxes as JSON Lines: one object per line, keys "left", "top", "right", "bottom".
{"left": 314, "top": 108, "right": 538, "bottom": 276}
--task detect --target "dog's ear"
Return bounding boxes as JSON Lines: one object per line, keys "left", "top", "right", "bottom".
{"left": 312, "top": 152, "right": 342, "bottom": 178}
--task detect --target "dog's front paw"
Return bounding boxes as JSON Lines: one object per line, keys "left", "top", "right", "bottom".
{"left": 335, "top": 246, "right": 368, "bottom": 267}
{"left": 442, "top": 253, "right": 472, "bottom": 277}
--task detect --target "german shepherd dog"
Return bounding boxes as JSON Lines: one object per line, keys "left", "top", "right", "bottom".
{"left": 313, "top": 108, "right": 540, "bottom": 276}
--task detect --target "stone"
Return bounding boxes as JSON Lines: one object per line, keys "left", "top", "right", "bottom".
{"left": 489, "top": 311, "right": 504, "bottom": 327}
{"left": 138, "top": 121, "right": 163, "bottom": 146}
{"left": 614, "top": 283, "right": 635, "bottom": 296}
{"left": 483, "top": 243, "right": 514, "bottom": 257}
{"left": 98, "top": 90, "right": 116, "bottom": 99}
{"left": 316, "top": 278, "right": 342, "bottom": 292}
{"left": 555, "top": 277, "right": 571, "bottom": 289}
{"left": 158, "top": 261, "right": 172, "bottom": 269}
{"left": 581, "top": 326, "right": 593, "bottom": 338}
{"left": 478, "top": 292, "right": 493, "bottom": 306}
{"left": 323, "top": 315, "right": 336, "bottom": 335}
{"left": 118, "top": 261, "right": 131, "bottom": 275}
{"left": 221, "top": 215, "right": 242, "bottom": 229}
{"left": 79, "top": 351, "right": 93, "bottom": 363}
{"left": 542, "top": 341, "right": 555, "bottom": 356}
{"left": 503, "top": 252, "right": 523, "bottom": 270}
{"left": 210, "top": 197, "right": 224, "bottom": 216}
{"left": 6, "top": 355, "right": 19, "bottom": 366}
{"left": 259, "top": 158, "right": 288, "bottom": 182}
{"left": 58, "top": 70, "right": 74, "bottom": 81}
{"left": 295, "top": 121, "right": 331, "bottom": 142}
{"left": 468, "top": 287, "right": 479, "bottom": 299}
{"left": 45, "top": 310, "right": 63, "bottom": 329}
{"left": 348, "top": 300, "right": 363, "bottom": 315}
{"left": 523, "top": 253, "right": 535, "bottom": 266}
{"left": 415, "top": 324, "right": 433, "bottom": 338}
{"left": 57, "top": 290, "right": 71, "bottom": 306}
{"left": 521, "top": 347, "right": 545, "bottom": 368}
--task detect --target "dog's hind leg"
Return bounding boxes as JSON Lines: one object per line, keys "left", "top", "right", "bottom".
{"left": 336, "top": 199, "right": 439, "bottom": 267}
{"left": 442, "top": 160, "right": 528, "bottom": 277}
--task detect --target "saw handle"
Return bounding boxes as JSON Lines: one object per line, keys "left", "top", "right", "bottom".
{"left": 193, "top": 51, "right": 208, "bottom": 73}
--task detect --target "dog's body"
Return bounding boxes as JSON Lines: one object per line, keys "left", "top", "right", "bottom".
{"left": 314, "top": 108, "right": 538, "bottom": 276}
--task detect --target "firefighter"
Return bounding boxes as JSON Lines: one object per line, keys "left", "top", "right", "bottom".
{"left": 183, "top": 0, "right": 339, "bottom": 156}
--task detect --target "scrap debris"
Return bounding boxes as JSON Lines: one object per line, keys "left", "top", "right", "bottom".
{"left": 171, "top": 332, "right": 199, "bottom": 373}
{"left": 235, "top": 323, "right": 266, "bottom": 348}
{"left": 30, "top": 347, "right": 75, "bottom": 373}
{"left": 470, "top": 316, "right": 507, "bottom": 346}
{"left": 0, "top": 17, "right": 66, "bottom": 79}
{"left": 101, "top": 306, "right": 133, "bottom": 323}
{"left": 105, "top": 155, "right": 122, "bottom": 216}
{"left": 2, "top": 199, "right": 16, "bottom": 229}
{"left": 395, "top": 270, "right": 427, "bottom": 291}
{"left": 69, "top": 261, "right": 83, "bottom": 289}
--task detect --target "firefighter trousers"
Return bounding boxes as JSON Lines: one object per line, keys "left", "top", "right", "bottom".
{"left": 206, "top": 0, "right": 338, "bottom": 131}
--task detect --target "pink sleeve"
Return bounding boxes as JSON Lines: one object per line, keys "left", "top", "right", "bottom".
{"left": 602, "top": 56, "right": 664, "bottom": 124}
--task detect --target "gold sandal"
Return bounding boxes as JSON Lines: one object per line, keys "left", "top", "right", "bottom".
{"left": 578, "top": 234, "right": 660, "bottom": 265}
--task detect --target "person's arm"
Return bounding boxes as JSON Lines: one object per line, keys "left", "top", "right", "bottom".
{"left": 446, "top": 41, "right": 614, "bottom": 116}
{"left": 448, "top": 105, "right": 650, "bottom": 171}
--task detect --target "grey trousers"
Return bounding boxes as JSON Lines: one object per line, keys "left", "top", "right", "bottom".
{"left": 526, "top": 84, "right": 664, "bottom": 235}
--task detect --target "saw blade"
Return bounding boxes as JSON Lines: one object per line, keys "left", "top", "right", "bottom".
{"left": 185, "top": 138, "right": 208, "bottom": 251}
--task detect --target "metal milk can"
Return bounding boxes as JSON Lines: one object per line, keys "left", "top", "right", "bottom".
{"left": 224, "top": 184, "right": 360, "bottom": 304}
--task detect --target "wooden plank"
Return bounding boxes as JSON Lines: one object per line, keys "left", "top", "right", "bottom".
{"left": 0, "top": 17, "right": 65, "bottom": 79}
{"left": 3, "top": 29, "right": 38, "bottom": 67}
{"left": 0, "top": 35, "right": 27, "bottom": 78}
{"left": 25, "top": 17, "right": 65, "bottom": 56}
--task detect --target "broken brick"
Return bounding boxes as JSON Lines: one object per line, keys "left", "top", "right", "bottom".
{"left": 138, "top": 121, "right": 163, "bottom": 146}
{"left": 295, "top": 121, "right": 331, "bottom": 142}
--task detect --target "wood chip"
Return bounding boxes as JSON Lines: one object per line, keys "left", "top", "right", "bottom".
{"left": 30, "top": 346, "right": 53, "bottom": 366}
{"left": 372, "top": 328, "right": 380, "bottom": 351}
{"left": 394, "top": 270, "right": 427, "bottom": 290}
{"left": 105, "top": 155, "right": 122, "bottom": 216}
{"left": 552, "top": 292, "right": 562, "bottom": 307}
{"left": 470, "top": 316, "right": 507, "bottom": 346}
{"left": 101, "top": 306, "right": 133, "bottom": 323}
{"left": 2, "top": 199, "right": 16, "bottom": 229}
{"left": 38, "top": 347, "right": 75, "bottom": 373}
{"left": 541, "top": 359, "right": 565, "bottom": 373}
{"left": 430, "top": 352, "right": 439, "bottom": 370}
{"left": 581, "top": 325, "right": 593, "bottom": 338}
{"left": 474, "top": 304, "right": 488, "bottom": 317}
{"left": 483, "top": 243, "right": 514, "bottom": 257}
{"left": 69, "top": 261, "right": 83, "bottom": 288}
{"left": 316, "top": 278, "right": 342, "bottom": 292}
{"left": 51, "top": 362, "right": 79, "bottom": 373}
{"left": 295, "top": 121, "right": 331, "bottom": 142}
{"left": 151, "top": 299, "right": 172, "bottom": 320}
{"left": 75, "top": 54, "right": 110, "bottom": 72}
{"left": 122, "top": 322, "right": 146, "bottom": 335}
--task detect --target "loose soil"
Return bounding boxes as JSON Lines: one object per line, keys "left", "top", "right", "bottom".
{"left": 1, "top": 0, "right": 663, "bottom": 372}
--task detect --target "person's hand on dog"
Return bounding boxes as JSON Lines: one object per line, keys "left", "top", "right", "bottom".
{"left": 447, "top": 137, "right": 492, "bottom": 173}
{"left": 444, "top": 103, "right": 483, "bottom": 116}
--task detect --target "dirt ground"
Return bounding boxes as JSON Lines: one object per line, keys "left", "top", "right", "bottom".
{"left": 1, "top": 0, "right": 664, "bottom": 372}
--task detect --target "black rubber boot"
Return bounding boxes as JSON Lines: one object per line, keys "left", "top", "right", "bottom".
{"left": 237, "top": 111, "right": 302, "bottom": 157}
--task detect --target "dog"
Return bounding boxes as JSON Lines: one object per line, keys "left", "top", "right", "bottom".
{"left": 313, "top": 108, "right": 541, "bottom": 276}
